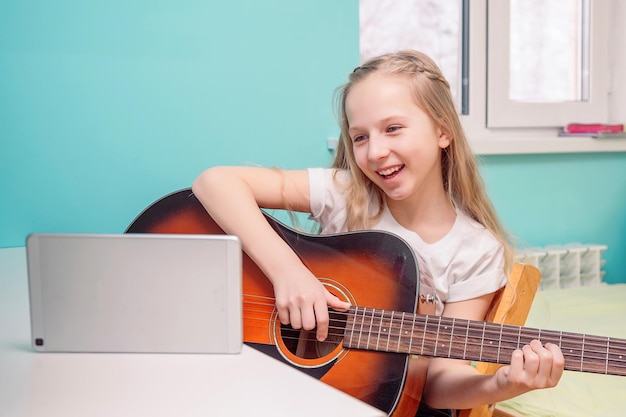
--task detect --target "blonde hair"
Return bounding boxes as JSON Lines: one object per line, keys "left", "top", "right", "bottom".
{"left": 332, "top": 50, "right": 514, "bottom": 273}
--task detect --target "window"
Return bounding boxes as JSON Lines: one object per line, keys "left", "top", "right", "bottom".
{"left": 487, "top": 0, "right": 610, "bottom": 128}
{"left": 358, "top": 0, "right": 626, "bottom": 154}
{"left": 359, "top": 0, "right": 463, "bottom": 111}
{"left": 509, "top": 0, "right": 589, "bottom": 103}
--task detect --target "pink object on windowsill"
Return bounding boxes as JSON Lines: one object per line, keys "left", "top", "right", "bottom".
{"left": 564, "top": 123, "right": 624, "bottom": 134}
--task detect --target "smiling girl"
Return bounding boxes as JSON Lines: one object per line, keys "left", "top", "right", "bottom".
{"left": 192, "top": 50, "right": 564, "bottom": 416}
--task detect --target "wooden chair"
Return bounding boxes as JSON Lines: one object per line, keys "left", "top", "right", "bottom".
{"left": 456, "top": 263, "right": 542, "bottom": 417}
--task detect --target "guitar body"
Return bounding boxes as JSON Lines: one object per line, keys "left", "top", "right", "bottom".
{"left": 126, "top": 188, "right": 426, "bottom": 415}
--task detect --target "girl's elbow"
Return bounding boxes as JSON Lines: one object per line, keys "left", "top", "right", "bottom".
{"left": 192, "top": 166, "right": 224, "bottom": 196}
{"left": 191, "top": 170, "right": 207, "bottom": 195}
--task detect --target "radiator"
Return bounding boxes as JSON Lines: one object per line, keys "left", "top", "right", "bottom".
{"left": 515, "top": 244, "right": 607, "bottom": 290}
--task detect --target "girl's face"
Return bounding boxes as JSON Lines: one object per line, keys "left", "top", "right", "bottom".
{"left": 345, "top": 74, "right": 450, "bottom": 203}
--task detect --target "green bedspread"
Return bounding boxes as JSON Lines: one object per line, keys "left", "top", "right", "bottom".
{"left": 498, "top": 283, "right": 626, "bottom": 417}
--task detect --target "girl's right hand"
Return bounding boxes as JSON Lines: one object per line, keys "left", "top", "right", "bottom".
{"left": 192, "top": 167, "right": 351, "bottom": 340}
{"left": 272, "top": 270, "right": 351, "bottom": 342}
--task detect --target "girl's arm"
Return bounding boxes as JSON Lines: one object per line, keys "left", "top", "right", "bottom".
{"left": 192, "top": 166, "right": 349, "bottom": 341}
{"left": 421, "top": 294, "right": 565, "bottom": 409}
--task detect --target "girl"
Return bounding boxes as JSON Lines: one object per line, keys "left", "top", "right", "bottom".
{"left": 192, "top": 50, "right": 564, "bottom": 415}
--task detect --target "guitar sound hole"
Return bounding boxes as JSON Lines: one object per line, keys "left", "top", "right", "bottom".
{"left": 280, "top": 310, "right": 345, "bottom": 359}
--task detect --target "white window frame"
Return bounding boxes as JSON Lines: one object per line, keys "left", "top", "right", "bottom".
{"left": 461, "top": 0, "right": 626, "bottom": 155}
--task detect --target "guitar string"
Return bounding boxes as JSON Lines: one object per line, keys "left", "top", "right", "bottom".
{"left": 241, "top": 324, "right": 626, "bottom": 372}
{"left": 241, "top": 295, "right": 626, "bottom": 369}
{"left": 241, "top": 316, "right": 623, "bottom": 366}
{"left": 243, "top": 293, "right": 626, "bottom": 356}
{"left": 242, "top": 294, "right": 626, "bottom": 360}
{"left": 240, "top": 313, "right": 626, "bottom": 372}
{"left": 241, "top": 298, "right": 619, "bottom": 357}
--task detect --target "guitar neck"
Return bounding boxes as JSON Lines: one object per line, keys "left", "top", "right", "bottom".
{"left": 343, "top": 306, "right": 626, "bottom": 377}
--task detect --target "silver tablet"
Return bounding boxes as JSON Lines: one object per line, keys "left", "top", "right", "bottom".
{"left": 26, "top": 233, "right": 242, "bottom": 354}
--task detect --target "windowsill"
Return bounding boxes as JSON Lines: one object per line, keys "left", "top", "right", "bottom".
{"left": 470, "top": 135, "right": 626, "bottom": 155}
{"left": 326, "top": 135, "right": 626, "bottom": 156}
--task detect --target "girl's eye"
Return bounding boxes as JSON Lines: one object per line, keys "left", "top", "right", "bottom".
{"left": 387, "top": 125, "right": 401, "bottom": 133}
{"left": 352, "top": 134, "right": 367, "bottom": 143}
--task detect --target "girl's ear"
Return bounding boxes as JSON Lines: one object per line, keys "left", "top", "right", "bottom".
{"left": 438, "top": 128, "right": 451, "bottom": 149}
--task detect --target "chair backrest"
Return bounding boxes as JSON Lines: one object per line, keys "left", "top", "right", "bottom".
{"left": 456, "top": 263, "right": 542, "bottom": 417}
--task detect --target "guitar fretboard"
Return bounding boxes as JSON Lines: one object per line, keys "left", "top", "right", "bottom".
{"left": 343, "top": 306, "right": 626, "bottom": 376}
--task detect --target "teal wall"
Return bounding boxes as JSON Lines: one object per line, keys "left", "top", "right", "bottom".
{"left": 1, "top": 1, "right": 625, "bottom": 283}
{"left": 480, "top": 153, "right": 626, "bottom": 284}
{"left": 1, "top": 0, "right": 356, "bottom": 240}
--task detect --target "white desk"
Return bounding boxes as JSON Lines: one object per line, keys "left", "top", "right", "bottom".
{"left": 0, "top": 248, "right": 385, "bottom": 417}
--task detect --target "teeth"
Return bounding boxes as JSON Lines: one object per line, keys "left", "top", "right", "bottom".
{"left": 378, "top": 166, "right": 401, "bottom": 177}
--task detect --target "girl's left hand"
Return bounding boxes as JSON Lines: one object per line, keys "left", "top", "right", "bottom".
{"left": 495, "top": 339, "right": 565, "bottom": 394}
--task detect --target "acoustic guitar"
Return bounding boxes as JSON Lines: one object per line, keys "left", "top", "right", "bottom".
{"left": 127, "top": 188, "right": 626, "bottom": 416}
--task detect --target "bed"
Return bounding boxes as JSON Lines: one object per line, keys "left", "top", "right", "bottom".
{"left": 496, "top": 283, "right": 626, "bottom": 417}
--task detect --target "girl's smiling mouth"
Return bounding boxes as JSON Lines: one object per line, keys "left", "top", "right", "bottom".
{"left": 377, "top": 165, "right": 404, "bottom": 179}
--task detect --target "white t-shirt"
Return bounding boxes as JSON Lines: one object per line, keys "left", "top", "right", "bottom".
{"left": 308, "top": 168, "right": 507, "bottom": 315}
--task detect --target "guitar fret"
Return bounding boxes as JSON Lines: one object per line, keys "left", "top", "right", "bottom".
{"left": 496, "top": 323, "right": 503, "bottom": 363}
{"left": 398, "top": 312, "right": 405, "bottom": 353}
{"left": 347, "top": 307, "right": 355, "bottom": 348}
{"left": 519, "top": 327, "right": 537, "bottom": 347}
{"left": 348, "top": 307, "right": 356, "bottom": 348}
{"left": 362, "top": 307, "right": 371, "bottom": 349}
{"left": 443, "top": 317, "right": 467, "bottom": 360}
{"left": 383, "top": 309, "right": 390, "bottom": 350}
{"left": 425, "top": 315, "right": 439, "bottom": 357}
{"left": 374, "top": 309, "right": 381, "bottom": 351}
{"left": 385, "top": 310, "right": 392, "bottom": 351}
{"left": 581, "top": 333, "right": 586, "bottom": 372}
{"left": 433, "top": 316, "right": 442, "bottom": 356}
{"left": 345, "top": 308, "right": 354, "bottom": 348}
{"left": 559, "top": 331, "right": 583, "bottom": 366}
{"left": 420, "top": 315, "right": 428, "bottom": 356}
{"left": 539, "top": 330, "right": 561, "bottom": 348}
{"left": 443, "top": 318, "right": 450, "bottom": 353}
{"left": 362, "top": 307, "right": 370, "bottom": 350}
{"left": 479, "top": 322, "right": 486, "bottom": 361}
{"left": 500, "top": 324, "right": 521, "bottom": 360}
{"left": 464, "top": 321, "right": 483, "bottom": 360}
{"left": 607, "top": 338, "right": 626, "bottom": 376}
{"left": 385, "top": 311, "right": 394, "bottom": 352}
{"left": 407, "top": 315, "right": 417, "bottom": 352}
{"left": 463, "top": 319, "right": 469, "bottom": 360}
{"left": 448, "top": 318, "right": 455, "bottom": 358}
{"left": 606, "top": 337, "right": 610, "bottom": 375}
{"left": 352, "top": 307, "right": 361, "bottom": 348}
{"left": 375, "top": 310, "right": 381, "bottom": 350}
{"left": 480, "top": 322, "right": 501, "bottom": 362}
{"left": 352, "top": 307, "right": 360, "bottom": 349}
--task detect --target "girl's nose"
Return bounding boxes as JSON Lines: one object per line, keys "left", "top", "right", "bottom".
{"left": 367, "top": 135, "right": 390, "bottom": 160}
